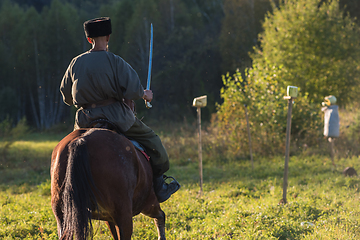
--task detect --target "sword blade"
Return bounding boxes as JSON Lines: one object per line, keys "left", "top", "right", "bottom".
{"left": 145, "top": 23, "right": 153, "bottom": 109}
{"left": 146, "top": 23, "right": 153, "bottom": 90}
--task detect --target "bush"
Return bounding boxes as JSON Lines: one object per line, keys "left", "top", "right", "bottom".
{"left": 214, "top": 62, "right": 322, "bottom": 157}
{"left": 0, "top": 117, "right": 12, "bottom": 139}
{"left": 0, "top": 117, "right": 30, "bottom": 163}
{"left": 0, "top": 117, "right": 29, "bottom": 140}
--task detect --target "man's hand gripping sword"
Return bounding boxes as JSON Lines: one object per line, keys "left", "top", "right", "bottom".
{"left": 145, "top": 23, "right": 153, "bottom": 109}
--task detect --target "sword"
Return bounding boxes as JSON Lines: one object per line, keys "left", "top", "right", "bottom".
{"left": 145, "top": 23, "right": 153, "bottom": 109}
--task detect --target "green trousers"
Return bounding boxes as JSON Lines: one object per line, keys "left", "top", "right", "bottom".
{"left": 124, "top": 118, "right": 169, "bottom": 176}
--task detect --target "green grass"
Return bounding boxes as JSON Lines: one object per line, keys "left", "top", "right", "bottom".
{"left": 1, "top": 132, "right": 360, "bottom": 239}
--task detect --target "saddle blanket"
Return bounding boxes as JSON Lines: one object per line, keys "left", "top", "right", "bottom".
{"left": 130, "top": 140, "right": 150, "bottom": 161}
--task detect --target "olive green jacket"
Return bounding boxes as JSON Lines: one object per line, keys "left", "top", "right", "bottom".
{"left": 60, "top": 51, "right": 144, "bottom": 132}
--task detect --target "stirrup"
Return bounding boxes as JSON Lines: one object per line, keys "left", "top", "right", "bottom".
{"left": 155, "top": 175, "right": 181, "bottom": 203}
{"left": 163, "top": 175, "right": 177, "bottom": 183}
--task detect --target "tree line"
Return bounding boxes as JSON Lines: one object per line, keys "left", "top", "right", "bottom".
{"left": 0, "top": 0, "right": 359, "bottom": 130}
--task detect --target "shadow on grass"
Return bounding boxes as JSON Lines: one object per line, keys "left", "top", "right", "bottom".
{"left": 169, "top": 155, "right": 355, "bottom": 192}
{"left": 0, "top": 167, "right": 50, "bottom": 194}
{"left": 0, "top": 138, "right": 53, "bottom": 193}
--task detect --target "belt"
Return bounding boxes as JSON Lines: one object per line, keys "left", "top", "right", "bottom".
{"left": 81, "top": 98, "right": 117, "bottom": 109}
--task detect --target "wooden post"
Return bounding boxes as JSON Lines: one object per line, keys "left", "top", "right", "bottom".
{"left": 192, "top": 95, "right": 207, "bottom": 196}
{"left": 197, "top": 107, "right": 203, "bottom": 195}
{"left": 329, "top": 137, "right": 336, "bottom": 168}
{"left": 282, "top": 96, "right": 294, "bottom": 204}
{"left": 244, "top": 104, "right": 254, "bottom": 170}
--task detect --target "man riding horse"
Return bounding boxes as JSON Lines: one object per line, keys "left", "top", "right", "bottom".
{"left": 60, "top": 17, "right": 180, "bottom": 203}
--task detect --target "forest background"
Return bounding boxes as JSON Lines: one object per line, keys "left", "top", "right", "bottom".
{"left": 1, "top": 0, "right": 360, "bottom": 158}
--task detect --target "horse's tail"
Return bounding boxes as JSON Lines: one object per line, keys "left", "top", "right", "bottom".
{"left": 61, "top": 137, "right": 98, "bottom": 240}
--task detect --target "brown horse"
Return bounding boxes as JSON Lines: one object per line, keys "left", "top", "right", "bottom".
{"left": 51, "top": 128, "right": 166, "bottom": 240}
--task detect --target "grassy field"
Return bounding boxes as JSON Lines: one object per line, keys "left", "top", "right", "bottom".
{"left": 1, "top": 131, "right": 360, "bottom": 239}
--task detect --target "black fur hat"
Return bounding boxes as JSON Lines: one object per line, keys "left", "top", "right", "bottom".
{"left": 83, "top": 17, "right": 112, "bottom": 38}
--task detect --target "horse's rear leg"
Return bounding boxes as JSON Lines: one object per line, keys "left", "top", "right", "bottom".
{"left": 55, "top": 215, "right": 63, "bottom": 238}
{"left": 105, "top": 221, "right": 119, "bottom": 240}
{"left": 142, "top": 203, "right": 166, "bottom": 240}
{"left": 106, "top": 214, "right": 133, "bottom": 240}
{"left": 154, "top": 211, "right": 166, "bottom": 240}
{"left": 51, "top": 200, "right": 64, "bottom": 238}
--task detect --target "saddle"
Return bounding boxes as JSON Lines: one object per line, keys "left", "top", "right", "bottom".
{"left": 87, "top": 118, "right": 149, "bottom": 161}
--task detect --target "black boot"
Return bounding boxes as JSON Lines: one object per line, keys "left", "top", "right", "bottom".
{"left": 153, "top": 175, "right": 181, "bottom": 203}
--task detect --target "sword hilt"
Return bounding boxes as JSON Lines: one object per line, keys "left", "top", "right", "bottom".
{"left": 145, "top": 101, "right": 152, "bottom": 109}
